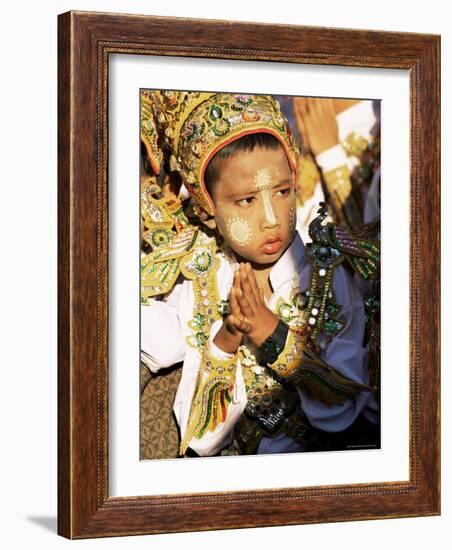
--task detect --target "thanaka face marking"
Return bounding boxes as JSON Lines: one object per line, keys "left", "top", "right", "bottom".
{"left": 254, "top": 168, "right": 277, "bottom": 226}
{"left": 210, "top": 146, "right": 296, "bottom": 265}
{"left": 227, "top": 217, "right": 252, "bottom": 245}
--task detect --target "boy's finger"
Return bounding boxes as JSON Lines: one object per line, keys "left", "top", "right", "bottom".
{"left": 229, "top": 287, "right": 241, "bottom": 317}
{"left": 236, "top": 286, "right": 253, "bottom": 316}
{"left": 240, "top": 268, "right": 256, "bottom": 309}
{"left": 229, "top": 314, "right": 250, "bottom": 334}
{"left": 237, "top": 318, "right": 251, "bottom": 333}
{"left": 246, "top": 264, "right": 262, "bottom": 303}
{"left": 233, "top": 270, "right": 242, "bottom": 293}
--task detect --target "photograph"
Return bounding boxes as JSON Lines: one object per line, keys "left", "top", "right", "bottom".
{"left": 139, "top": 90, "right": 381, "bottom": 459}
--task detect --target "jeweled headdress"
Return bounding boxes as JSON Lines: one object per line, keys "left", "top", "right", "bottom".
{"left": 140, "top": 90, "right": 164, "bottom": 175}
{"left": 149, "top": 91, "right": 300, "bottom": 215}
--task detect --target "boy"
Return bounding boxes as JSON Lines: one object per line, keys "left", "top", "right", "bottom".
{"left": 140, "top": 91, "right": 379, "bottom": 457}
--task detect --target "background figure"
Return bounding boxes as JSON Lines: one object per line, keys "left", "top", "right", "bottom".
{"left": 293, "top": 97, "right": 380, "bottom": 231}
{"left": 276, "top": 95, "right": 329, "bottom": 243}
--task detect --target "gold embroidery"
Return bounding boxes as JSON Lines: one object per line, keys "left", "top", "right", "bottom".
{"left": 140, "top": 226, "right": 199, "bottom": 301}
{"left": 179, "top": 350, "right": 238, "bottom": 455}
{"left": 323, "top": 164, "right": 352, "bottom": 205}
{"left": 268, "top": 329, "right": 306, "bottom": 377}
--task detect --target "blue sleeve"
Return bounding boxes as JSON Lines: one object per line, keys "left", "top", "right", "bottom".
{"left": 299, "top": 263, "right": 377, "bottom": 432}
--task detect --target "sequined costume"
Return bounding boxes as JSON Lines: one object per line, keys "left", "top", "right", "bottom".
{"left": 141, "top": 220, "right": 379, "bottom": 456}
{"left": 140, "top": 91, "right": 380, "bottom": 456}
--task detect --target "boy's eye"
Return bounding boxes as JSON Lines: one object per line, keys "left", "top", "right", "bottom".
{"left": 276, "top": 187, "right": 291, "bottom": 197}
{"left": 237, "top": 197, "right": 256, "bottom": 207}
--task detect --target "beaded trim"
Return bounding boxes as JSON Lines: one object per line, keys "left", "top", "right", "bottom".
{"left": 268, "top": 329, "right": 305, "bottom": 377}
{"left": 140, "top": 90, "right": 164, "bottom": 174}
{"left": 140, "top": 226, "right": 199, "bottom": 301}
{"left": 179, "top": 350, "right": 238, "bottom": 455}
{"left": 284, "top": 350, "right": 372, "bottom": 406}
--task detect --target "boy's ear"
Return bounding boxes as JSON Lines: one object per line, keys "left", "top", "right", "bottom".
{"left": 199, "top": 209, "right": 217, "bottom": 230}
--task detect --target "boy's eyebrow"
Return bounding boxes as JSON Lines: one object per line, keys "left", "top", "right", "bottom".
{"left": 224, "top": 177, "right": 293, "bottom": 199}
{"left": 226, "top": 177, "right": 292, "bottom": 198}
{"left": 254, "top": 178, "right": 293, "bottom": 190}
{"left": 225, "top": 188, "right": 259, "bottom": 199}
{"left": 274, "top": 177, "right": 292, "bottom": 186}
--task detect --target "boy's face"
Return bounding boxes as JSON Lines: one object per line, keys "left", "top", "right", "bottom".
{"left": 211, "top": 145, "right": 297, "bottom": 266}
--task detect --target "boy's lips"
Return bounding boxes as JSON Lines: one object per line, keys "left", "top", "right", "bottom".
{"left": 260, "top": 237, "right": 282, "bottom": 254}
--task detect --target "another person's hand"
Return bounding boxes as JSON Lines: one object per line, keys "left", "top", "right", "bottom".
{"left": 235, "top": 263, "right": 279, "bottom": 347}
{"left": 293, "top": 97, "right": 340, "bottom": 156}
{"left": 213, "top": 270, "right": 249, "bottom": 354}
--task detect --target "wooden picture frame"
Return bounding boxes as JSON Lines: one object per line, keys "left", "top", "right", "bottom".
{"left": 58, "top": 10, "right": 440, "bottom": 539}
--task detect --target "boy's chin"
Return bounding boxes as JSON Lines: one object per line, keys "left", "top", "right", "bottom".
{"left": 236, "top": 248, "right": 285, "bottom": 267}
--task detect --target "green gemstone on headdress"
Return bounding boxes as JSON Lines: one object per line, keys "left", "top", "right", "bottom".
{"left": 209, "top": 105, "right": 223, "bottom": 120}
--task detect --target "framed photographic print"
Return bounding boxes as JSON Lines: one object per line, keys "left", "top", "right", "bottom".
{"left": 58, "top": 11, "right": 440, "bottom": 538}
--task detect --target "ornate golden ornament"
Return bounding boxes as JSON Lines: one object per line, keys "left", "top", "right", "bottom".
{"left": 148, "top": 91, "right": 299, "bottom": 215}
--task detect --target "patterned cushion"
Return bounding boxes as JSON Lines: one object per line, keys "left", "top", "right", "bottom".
{"left": 140, "top": 363, "right": 182, "bottom": 459}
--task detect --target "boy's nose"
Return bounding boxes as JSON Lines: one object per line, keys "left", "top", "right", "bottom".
{"left": 260, "top": 198, "right": 280, "bottom": 229}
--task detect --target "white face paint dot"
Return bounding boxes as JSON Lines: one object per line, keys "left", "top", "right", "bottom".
{"left": 227, "top": 218, "right": 252, "bottom": 246}
{"left": 255, "top": 168, "right": 271, "bottom": 189}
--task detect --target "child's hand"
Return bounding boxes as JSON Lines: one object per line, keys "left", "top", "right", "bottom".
{"left": 213, "top": 271, "right": 249, "bottom": 354}
{"left": 236, "top": 263, "right": 279, "bottom": 347}
{"left": 294, "top": 97, "right": 339, "bottom": 156}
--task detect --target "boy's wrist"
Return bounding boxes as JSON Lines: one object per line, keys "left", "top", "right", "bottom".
{"left": 248, "top": 312, "right": 279, "bottom": 347}
{"left": 258, "top": 319, "right": 289, "bottom": 366}
{"left": 213, "top": 323, "right": 241, "bottom": 354}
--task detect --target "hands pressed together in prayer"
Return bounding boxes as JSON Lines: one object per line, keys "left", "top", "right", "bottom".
{"left": 213, "top": 263, "right": 279, "bottom": 354}
{"left": 293, "top": 97, "right": 339, "bottom": 156}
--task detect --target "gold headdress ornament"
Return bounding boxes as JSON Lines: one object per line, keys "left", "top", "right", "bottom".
{"left": 140, "top": 90, "right": 164, "bottom": 175}
{"left": 150, "top": 91, "right": 300, "bottom": 216}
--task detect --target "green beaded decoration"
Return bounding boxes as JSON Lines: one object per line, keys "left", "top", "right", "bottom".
{"left": 149, "top": 227, "right": 172, "bottom": 248}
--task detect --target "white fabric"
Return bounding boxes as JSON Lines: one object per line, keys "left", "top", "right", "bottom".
{"left": 315, "top": 100, "right": 378, "bottom": 173}
{"left": 316, "top": 144, "right": 349, "bottom": 173}
{"left": 296, "top": 181, "right": 328, "bottom": 244}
